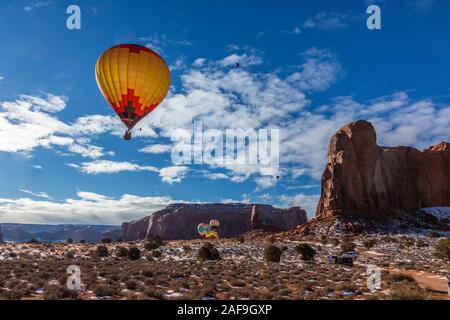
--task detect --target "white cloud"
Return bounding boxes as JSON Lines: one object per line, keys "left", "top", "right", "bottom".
{"left": 0, "top": 191, "right": 178, "bottom": 225}
{"left": 287, "top": 48, "right": 343, "bottom": 92}
{"left": 303, "top": 11, "right": 354, "bottom": 30}
{"left": 139, "top": 144, "right": 172, "bottom": 154}
{"left": 75, "top": 160, "right": 159, "bottom": 175}
{"left": 32, "top": 164, "right": 43, "bottom": 170}
{"left": 219, "top": 54, "right": 263, "bottom": 67}
{"left": 18, "top": 189, "right": 52, "bottom": 200}
{"left": 193, "top": 58, "right": 206, "bottom": 66}
{"left": 277, "top": 193, "right": 320, "bottom": 219}
{"left": 71, "top": 160, "right": 188, "bottom": 185}
{"left": 159, "top": 166, "right": 189, "bottom": 184}
{"left": 0, "top": 94, "right": 114, "bottom": 158}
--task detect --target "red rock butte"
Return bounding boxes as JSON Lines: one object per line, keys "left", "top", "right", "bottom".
{"left": 316, "top": 120, "right": 450, "bottom": 219}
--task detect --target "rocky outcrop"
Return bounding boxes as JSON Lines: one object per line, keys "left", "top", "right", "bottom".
{"left": 121, "top": 203, "right": 308, "bottom": 241}
{"left": 316, "top": 120, "right": 450, "bottom": 219}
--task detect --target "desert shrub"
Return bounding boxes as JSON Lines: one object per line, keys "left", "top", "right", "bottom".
{"left": 128, "top": 247, "right": 141, "bottom": 261}
{"left": 294, "top": 243, "right": 316, "bottom": 260}
{"left": 400, "top": 236, "right": 415, "bottom": 247}
{"left": 434, "top": 238, "right": 450, "bottom": 260}
{"left": 116, "top": 237, "right": 123, "bottom": 243}
{"left": 0, "top": 290, "right": 24, "bottom": 300}
{"left": 154, "top": 235, "right": 163, "bottom": 245}
{"left": 93, "top": 284, "right": 117, "bottom": 297}
{"left": 319, "top": 235, "right": 328, "bottom": 244}
{"left": 182, "top": 245, "right": 191, "bottom": 252}
{"left": 43, "top": 284, "right": 78, "bottom": 300}
{"left": 340, "top": 238, "right": 356, "bottom": 254}
{"left": 415, "top": 239, "right": 428, "bottom": 248}
{"left": 386, "top": 273, "right": 416, "bottom": 284}
{"left": 264, "top": 245, "right": 282, "bottom": 263}
{"left": 96, "top": 245, "right": 109, "bottom": 257}
{"left": 152, "top": 250, "right": 162, "bottom": 258}
{"left": 198, "top": 242, "right": 220, "bottom": 261}
{"left": 363, "top": 239, "right": 376, "bottom": 250}
{"left": 427, "top": 231, "right": 439, "bottom": 238}
{"left": 238, "top": 236, "right": 245, "bottom": 244}
{"left": 79, "top": 240, "right": 86, "bottom": 244}
{"left": 144, "top": 241, "right": 159, "bottom": 251}
{"left": 67, "top": 238, "right": 74, "bottom": 244}
{"left": 65, "top": 250, "right": 75, "bottom": 259}
{"left": 125, "top": 280, "right": 137, "bottom": 290}
{"left": 142, "top": 270, "right": 154, "bottom": 278}
{"left": 116, "top": 246, "right": 129, "bottom": 257}
{"left": 27, "top": 239, "right": 39, "bottom": 244}
{"left": 388, "top": 282, "right": 427, "bottom": 300}
{"left": 101, "top": 238, "right": 112, "bottom": 244}
{"left": 381, "top": 236, "right": 396, "bottom": 243}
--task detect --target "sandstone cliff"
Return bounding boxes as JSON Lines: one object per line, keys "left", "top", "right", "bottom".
{"left": 316, "top": 120, "right": 450, "bottom": 219}
{"left": 121, "top": 203, "right": 308, "bottom": 241}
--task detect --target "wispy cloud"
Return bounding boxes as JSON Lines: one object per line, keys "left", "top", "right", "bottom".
{"left": 23, "top": 0, "right": 53, "bottom": 12}
{"left": 75, "top": 160, "right": 159, "bottom": 175}
{"left": 409, "top": 0, "right": 435, "bottom": 12}
{"left": 18, "top": 189, "right": 52, "bottom": 200}
{"left": 139, "top": 34, "right": 193, "bottom": 55}
{"left": 303, "top": 11, "right": 355, "bottom": 30}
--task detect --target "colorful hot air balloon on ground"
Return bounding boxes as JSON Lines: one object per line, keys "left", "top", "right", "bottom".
{"left": 197, "top": 223, "right": 211, "bottom": 238}
{"left": 205, "top": 230, "right": 219, "bottom": 240}
{"left": 209, "top": 219, "right": 220, "bottom": 228}
{"left": 95, "top": 44, "right": 171, "bottom": 140}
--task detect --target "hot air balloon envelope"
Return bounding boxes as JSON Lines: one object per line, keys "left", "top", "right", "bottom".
{"left": 205, "top": 230, "right": 219, "bottom": 239}
{"left": 210, "top": 219, "right": 220, "bottom": 228}
{"left": 95, "top": 44, "right": 171, "bottom": 138}
{"left": 197, "top": 223, "right": 211, "bottom": 237}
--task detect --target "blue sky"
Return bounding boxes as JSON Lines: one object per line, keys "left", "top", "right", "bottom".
{"left": 0, "top": 0, "right": 449, "bottom": 224}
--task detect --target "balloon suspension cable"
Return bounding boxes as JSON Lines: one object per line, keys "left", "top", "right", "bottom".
{"left": 123, "top": 129, "right": 132, "bottom": 141}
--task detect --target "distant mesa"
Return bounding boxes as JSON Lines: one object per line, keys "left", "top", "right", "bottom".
{"left": 0, "top": 225, "right": 3, "bottom": 243}
{"left": 0, "top": 224, "right": 121, "bottom": 243}
{"left": 299, "top": 120, "right": 450, "bottom": 235}
{"left": 120, "top": 203, "right": 308, "bottom": 241}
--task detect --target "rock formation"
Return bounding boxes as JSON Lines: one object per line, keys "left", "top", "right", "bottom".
{"left": 316, "top": 120, "right": 450, "bottom": 219}
{"left": 121, "top": 203, "right": 308, "bottom": 241}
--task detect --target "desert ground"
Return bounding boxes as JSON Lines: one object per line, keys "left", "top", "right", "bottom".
{"left": 0, "top": 233, "right": 448, "bottom": 300}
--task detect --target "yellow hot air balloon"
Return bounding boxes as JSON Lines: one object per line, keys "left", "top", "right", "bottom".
{"left": 95, "top": 44, "right": 171, "bottom": 140}
{"left": 205, "top": 230, "right": 219, "bottom": 240}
